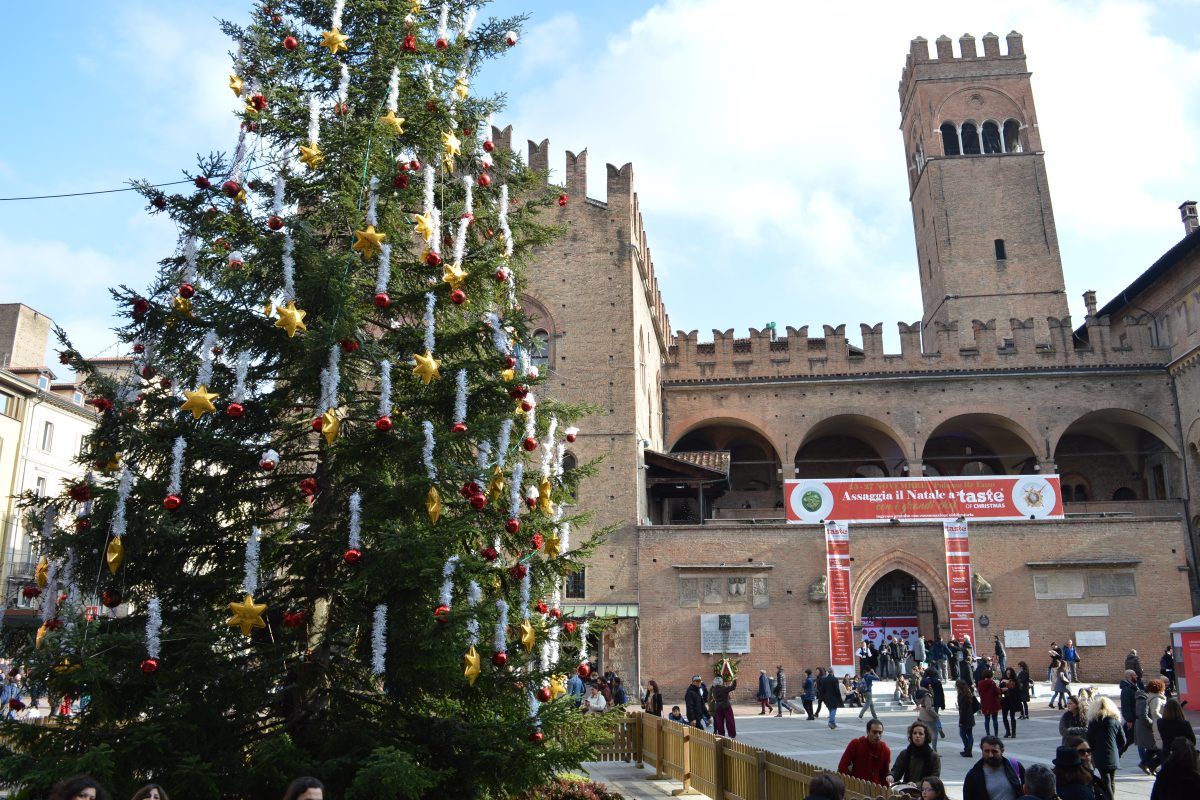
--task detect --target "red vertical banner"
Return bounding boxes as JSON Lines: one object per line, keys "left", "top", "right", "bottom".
{"left": 825, "top": 521, "right": 856, "bottom": 676}
{"left": 943, "top": 520, "right": 976, "bottom": 645}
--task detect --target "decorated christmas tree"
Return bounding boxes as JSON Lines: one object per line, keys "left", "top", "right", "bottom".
{"left": 2, "top": 1, "right": 609, "bottom": 797}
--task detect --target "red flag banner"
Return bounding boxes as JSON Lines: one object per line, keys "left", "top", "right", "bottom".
{"left": 943, "top": 519, "right": 976, "bottom": 645}
{"left": 825, "top": 521, "right": 856, "bottom": 676}
{"left": 785, "top": 475, "right": 1063, "bottom": 524}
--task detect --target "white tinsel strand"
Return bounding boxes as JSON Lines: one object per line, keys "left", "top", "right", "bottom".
{"left": 337, "top": 63, "right": 350, "bottom": 107}
{"left": 196, "top": 330, "right": 218, "bottom": 386}
{"left": 540, "top": 642, "right": 550, "bottom": 673}
{"left": 319, "top": 344, "right": 341, "bottom": 411}
{"left": 523, "top": 395, "right": 537, "bottom": 442}
{"left": 422, "top": 165, "right": 435, "bottom": 215}
{"left": 429, "top": 209, "right": 442, "bottom": 257}
{"left": 372, "top": 603, "right": 387, "bottom": 675}
{"left": 62, "top": 551, "right": 78, "bottom": 612}
{"left": 440, "top": 555, "right": 459, "bottom": 608}
{"left": 540, "top": 415, "right": 558, "bottom": 478}
{"left": 580, "top": 621, "right": 589, "bottom": 661}
{"left": 519, "top": 347, "right": 530, "bottom": 378}
{"left": 476, "top": 441, "right": 491, "bottom": 479}
{"left": 509, "top": 462, "right": 524, "bottom": 519}
{"left": 307, "top": 94, "right": 321, "bottom": 145}
{"left": 231, "top": 128, "right": 249, "bottom": 184}
{"left": 460, "top": 8, "right": 477, "bottom": 38}
{"left": 485, "top": 312, "right": 511, "bottom": 356}
{"left": 146, "top": 597, "right": 162, "bottom": 659}
{"left": 386, "top": 66, "right": 400, "bottom": 113}
{"left": 529, "top": 690, "right": 541, "bottom": 722}
{"left": 377, "top": 360, "right": 392, "bottom": 418}
{"left": 40, "top": 503, "right": 57, "bottom": 540}
{"left": 559, "top": 521, "right": 571, "bottom": 555}
{"left": 422, "top": 421, "right": 437, "bottom": 481}
{"left": 182, "top": 237, "right": 198, "bottom": 284}
{"left": 437, "top": 2, "right": 449, "bottom": 41}
{"left": 365, "top": 175, "right": 380, "bottom": 226}
{"left": 466, "top": 580, "right": 482, "bottom": 646}
{"left": 347, "top": 491, "right": 362, "bottom": 550}
{"left": 232, "top": 352, "right": 251, "bottom": 403}
{"left": 494, "top": 599, "right": 508, "bottom": 653}
{"left": 452, "top": 176, "right": 474, "bottom": 265}
{"left": 423, "top": 292, "right": 436, "bottom": 354}
{"left": 499, "top": 185, "right": 514, "bottom": 258}
{"left": 550, "top": 586, "right": 562, "bottom": 662}
{"left": 454, "top": 369, "right": 468, "bottom": 426}
{"left": 41, "top": 561, "right": 58, "bottom": 622}
{"left": 168, "top": 436, "right": 186, "bottom": 496}
{"left": 282, "top": 231, "right": 296, "bottom": 299}
{"left": 110, "top": 467, "right": 133, "bottom": 539}
{"left": 243, "top": 527, "right": 261, "bottom": 596}
{"left": 272, "top": 174, "right": 285, "bottom": 217}
{"left": 497, "top": 419, "right": 515, "bottom": 468}
{"left": 554, "top": 443, "right": 567, "bottom": 479}
{"left": 331, "top": 0, "right": 346, "bottom": 30}
{"left": 519, "top": 569, "right": 530, "bottom": 618}
{"left": 375, "top": 243, "right": 391, "bottom": 294}
{"left": 483, "top": 114, "right": 494, "bottom": 149}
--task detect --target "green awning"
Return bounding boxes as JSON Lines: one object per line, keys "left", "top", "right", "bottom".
{"left": 560, "top": 604, "right": 639, "bottom": 619}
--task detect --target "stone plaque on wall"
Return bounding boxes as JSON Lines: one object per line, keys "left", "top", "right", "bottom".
{"left": 679, "top": 578, "right": 699, "bottom": 607}
{"left": 1087, "top": 572, "right": 1136, "bottom": 597}
{"left": 1033, "top": 573, "right": 1085, "bottom": 600}
{"left": 752, "top": 577, "right": 769, "bottom": 609}
{"left": 703, "top": 577, "right": 723, "bottom": 605}
{"left": 1004, "top": 630, "right": 1031, "bottom": 648}
{"left": 1067, "top": 604, "right": 1110, "bottom": 617}
{"left": 1075, "top": 630, "right": 1107, "bottom": 647}
{"left": 700, "top": 613, "right": 751, "bottom": 654}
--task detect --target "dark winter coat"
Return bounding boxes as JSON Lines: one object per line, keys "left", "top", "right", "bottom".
{"left": 1120, "top": 678, "right": 1140, "bottom": 724}
{"left": 1157, "top": 717, "right": 1195, "bottom": 757}
{"left": 921, "top": 675, "right": 946, "bottom": 711}
{"left": 1086, "top": 715, "right": 1127, "bottom": 772}
{"left": 1061, "top": 709, "right": 1088, "bottom": 744}
{"left": 1126, "top": 653, "right": 1144, "bottom": 681}
{"left": 963, "top": 757, "right": 1024, "bottom": 800}
{"left": 802, "top": 675, "right": 816, "bottom": 701}
{"left": 711, "top": 680, "right": 736, "bottom": 710}
{"left": 774, "top": 668, "right": 788, "bottom": 698}
{"left": 684, "top": 684, "right": 705, "bottom": 724}
{"left": 818, "top": 673, "right": 844, "bottom": 709}
{"left": 1151, "top": 763, "right": 1200, "bottom": 800}
{"left": 756, "top": 672, "right": 772, "bottom": 701}
{"left": 890, "top": 744, "right": 941, "bottom": 784}
{"left": 929, "top": 641, "right": 950, "bottom": 661}
{"left": 957, "top": 691, "right": 980, "bottom": 728}
{"left": 977, "top": 677, "right": 1001, "bottom": 715}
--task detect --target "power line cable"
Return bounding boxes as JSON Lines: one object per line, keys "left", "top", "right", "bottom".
{"left": 0, "top": 179, "right": 196, "bottom": 202}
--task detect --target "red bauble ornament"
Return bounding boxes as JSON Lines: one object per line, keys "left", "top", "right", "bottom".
{"left": 75, "top": 517, "right": 91, "bottom": 532}
{"left": 340, "top": 338, "right": 360, "bottom": 353}
{"left": 402, "top": 35, "right": 417, "bottom": 52}
{"left": 100, "top": 590, "right": 122, "bottom": 608}
{"left": 506, "top": 31, "right": 519, "bottom": 46}
{"left": 194, "top": 176, "right": 211, "bottom": 190}
{"left": 530, "top": 731, "right": 545, "bottom": 744}
{"left": 524, "top": 496, "right": 537, "bottom": 509}
{"left": 152, "top": 195, "right": 167, "bottom": 210}
{"left": 311, "top": 416, "right": 325, "bottom": 432}
{"left": 483, "top": 140, "right": 495, "bottom": 153}
{"left": 535, "top": 600, "right": 548, "bottom": 615}
{"left": 45, "top": 617, "right": 63, "bottom": 631}
{"left": 450, "top": 289, "right": 466, "bottom": 305}
{"left": 132, "top": 297, "right": 150, "bottom": 317}
{"left": 424, "top": 251, "right": 442, "bottom": 267}
{"left": 425, "top": 100, "right": 438, "bottom": 112}
{"left": 536, "top": 687, "right": 552, "bottom": 703}
{"left": 523, "top": 436, "right": 538, "bottom": 452}
{"left": 228, "top": 256, "right": 243, "bottom": 270}
{"left": 22, "top": 586, "right": 40, "bottom": 600}
{"left": 452, "top": 422, "right": 468, "bottom": 434}
{"left": 334, "top": 101, "right": 350, "bottom": 117}
{"left": 520, "top": 399, "right": 534, "bottom": 413}
{"left": 140, "top": 658, "right": 160, "bottom": 675}
{"left": 480, "top": 546, "right": 499, "bottom": 561}
{"left": 373, "top": 291, "right": 392, "bottom": 310}
{"left": 409, "top": 158, "right": 422, "bottom": 171}
{"left": 434, "top": 604, "right": 451, "bottom": 624}
{"left": 477, "top": 172, "right": 492, "bottom": 188}
{"left": 251, "top": 93, "right": 268, "bottom": 111}
{"left": 131, "top": 343, "right": 145, "bottom": 354}
{"left": 222, "top": 180, "right": 241, "bottom": 197}
{"left": 282, "top": 610, "right": 306, "bottom": 628}
{"left": 227, "top": 402, "right": 245, "bottom": 418}
{"left": 505, "top": 518, "right": 521, "bottom": 534}
{"left": 283, "top": 35, "right": 298, "bottom": 50}
{"left": 469, "top": 493, "right": 487, "bottom": 510}
{"left": 460, "top": 481, "right": 482, "bottom": 498}
{"left": 178, "top": 283, "right": 195, "bottom": 299}
{"left": 267, "top": 215, "right": 284, "bottom": 230}
{"left": 532, "top": 533, "right": 545, "bottom": 550}
{"left": 299, "top": 477, "right": 318, "bottom": 496}
{"left": 565, "top": 432, "right": 577, "bottom": 443}
{"left": 558, "top": 194, "right": 569, "bottom": 207}
{"left": 509, "top": 384, "right": 529, "bottom": 400}
{"left": 577, "top": 662, "right": 591, "bottom": 678}
{"left": 435, "top": 37, "right": 448, "bottom": 49}
{"left": 492, "top": 651, "right": 508, "bottom": 667}
{"left": 260, "top": 458, "right": 276, "bottom": 472}
{"left": 393, "top": 173, "right": 410, "bottom": 189}
{"left": 509, "top": 563, "right": 528, "bottom": 580}
{"left": 69, "top": 483, "right": 92, "bottom": 503}
{"left": 343, "top": 548, "right": 363, "bottom": 564}
{"left": 550, "top": 608, "right": 563, "bottom": 620}
{"left": 159, "top": 377, "right": 172, "bottom": 389}
{"left": 163, "top": 494, "right": 182, "bottom": 511}
{"left": 375, "top": 415, "right": 393, "bottom": 432}
{"left": 504, "top": 355, "right": 517, "bottom": 369}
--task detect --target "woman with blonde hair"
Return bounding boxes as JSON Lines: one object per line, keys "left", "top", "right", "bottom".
{"left": 1086, "top": 696, "right": 1126, "bottom": 796}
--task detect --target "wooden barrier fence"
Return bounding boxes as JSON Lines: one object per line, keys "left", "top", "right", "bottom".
{"left": 599, "top": 712, "right": 890, "bottom": 800}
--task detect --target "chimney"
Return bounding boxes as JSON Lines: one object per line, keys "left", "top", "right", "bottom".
{"left": 1083, "top": 290, "right": 1098, "bottom": 318}
{"left": 1181, "top": 201, "right": 1198, "bottom": 236}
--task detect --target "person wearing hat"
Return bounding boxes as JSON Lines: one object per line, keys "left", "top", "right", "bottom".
{"left": 710, "top": 675, "right": 738, "bottom": 738}
{"left": 684, "top": 675, "right": 706, "bottom": 728}
{"left": 1052, "top": 745, "right": 1096, "bottom": 800}
{"left": 756, "top": 669, "right": 774, "bottom": 715}
{"left": 1063, "top": 735, "right": 1112, "bottom": 800}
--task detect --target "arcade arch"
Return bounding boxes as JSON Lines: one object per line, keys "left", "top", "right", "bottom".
{"left": 1053, "top": 409, "right": 1182, "bottom": 503}
{"left": 794, "top": 415, "right": 909, "bottom": 479}
{"left": 921, "top": 413, "right": 1038, "bottom": 477}
{"left": 671, "top": 422, "right": 782, "bottom": 512}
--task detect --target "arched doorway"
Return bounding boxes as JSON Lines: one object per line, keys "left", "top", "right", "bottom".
{"left": 861, "top": 569, "right": 940, "bottom": 644}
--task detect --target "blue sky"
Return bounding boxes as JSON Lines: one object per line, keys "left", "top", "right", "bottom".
{"left": 4, "top": 1, "right": 1200, "bottom": 364}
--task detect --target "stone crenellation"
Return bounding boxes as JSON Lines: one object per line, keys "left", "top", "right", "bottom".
{"left": 899, "top": 31, "right": 1028, "bottom": 111}
{"left": 664, "top": 309, "right": 1169, "bottom": 382}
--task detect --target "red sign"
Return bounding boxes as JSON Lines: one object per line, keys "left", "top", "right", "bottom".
{"left": 1178, "top": 632, "right": 1200, "bottom": 707}
{"left": 825, "top": 522, "right": 856, "bottom": 676}
{"left": 944, "top": 520, "right": 976, "bottom": 645}
{"left": 862, "top": 617, "right": 921, "bottom": 649}
{"left": 786, "top": 475, "right": 1063, "bottom": 524}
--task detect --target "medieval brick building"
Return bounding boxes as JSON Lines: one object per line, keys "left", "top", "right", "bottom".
{"left": 517, "top": 32, "right": 1200, "bottom": 691}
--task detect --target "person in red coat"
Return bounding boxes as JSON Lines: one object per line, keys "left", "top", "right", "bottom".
{"left": 838, "top": 719, "right": 892, "bottom": 785}
{"left": 976, "top": 670, "right": 1002, "bottom": 739}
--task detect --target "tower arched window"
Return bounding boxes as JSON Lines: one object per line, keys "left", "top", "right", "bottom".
{"left": 530, "top": 329, "right": 549, "bottom": 370}
{"left": 940, "top": 123, "right": 960, "bottom": 156}
{"left": 981, "top": 121, "right": 1002, "bottom": 154}
{"left": 961, "top": 122, "right": 981, "bottom": 155}
{"left": 1003, "top": 120, "right": 1021, "bottom": 153}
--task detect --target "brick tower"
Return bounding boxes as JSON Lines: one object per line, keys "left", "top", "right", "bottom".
{"left": 899, "top": 32, "right": 1069, "bottom": 342}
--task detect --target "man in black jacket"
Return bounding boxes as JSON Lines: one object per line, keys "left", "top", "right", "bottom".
{"left": 818, "top": 667, "right": 845, "bottom": 730}
{"left": 1118, "top": 669, "right": 1141, "bottom": 749}
{"left": 963, "top": 735, "right": 1024, "bottom": 800}
{"left": 684, "top": 675, "right": 706, "bottom": 728}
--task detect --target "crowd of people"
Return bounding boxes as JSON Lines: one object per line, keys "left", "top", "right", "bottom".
{"left": 38, "top": 776, "right": 323, "bottom": 800}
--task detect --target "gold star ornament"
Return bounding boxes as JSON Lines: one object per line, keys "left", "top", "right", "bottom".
{"left": 463, "top": 645, "right": 481, "bottom": 686}
{"left": 412, "top": 351, "right": 441, "bottom": 384}
{"left": 352, "top": 225, "right": 386, "bottom": 259}
{"left": 106, "top": 538, "right": 125, "bottom": 575}
{"left": 229, "top": 74, "right": 244, "bottom": 97}
{"left": 441, "top": 130, "right": 461, "bottom": 166}
{"left": 454, "top": 76, "right": 469, "bottom": 101}
{"left": 321, "top": 28, "right": 349, "bottom": 55}
{"left": 181, "top": 385, "right": 219, "bottom": 419}
{"left": 550, "top": 673, "right": 567, "bottom": 699}
{"left": 35, "top": 556, "right": 49, "bottom": 588}
{"left": 426, "top": 486, "right": 442, "bottom": 524}
{"left": 487, "top": 466, "right": 506, "bottom": 503}
{"left": 543, "top": 534, "right": 561, "bottom": 559}
{"left": 413, "top": 211, "right": 435, "bottom": 242}
{"left": 519, "top": 618, "right": 536, "bottom": 652}
{"left": 299, "top": 142, "right": 324, "bottom": 169}
{"left": 442, "top": 262, "right": 468, "bottom": 291}
{"left": 172, "top": 295, "right": 193, "bottom": 318}
{"left": 275, "top": 301, "right": 307, "bottom": 337}
{"left": 320, "top": 408, "right": 340, "bottom": 445}
{"left": 379, "top": 110, "right": 405, "bottom": 135}
{"left": 227, "top": 593, "right": 268, "bottom": 636}
{"left": 538, "top": 477, "right": 554, "bottom": 516}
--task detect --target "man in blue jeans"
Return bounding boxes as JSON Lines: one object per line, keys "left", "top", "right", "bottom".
{"left": 1062, "top": 639, "right": 1080, "bottom": 682}
{"left": 858, "top": 668, "right": 880, "bottom": 720}
{"left": 818, "top": 667, "right": 844, "bottom": 729}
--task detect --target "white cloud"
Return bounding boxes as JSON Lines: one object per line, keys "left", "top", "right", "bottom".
{"left": 516, "top": 13, "right": 583, "bottom": 80}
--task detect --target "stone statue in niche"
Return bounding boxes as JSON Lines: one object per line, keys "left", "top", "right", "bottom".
{"left": 973, "top": 572, "right": 993, "bottom": 600}
{"left": 808, "top": 574, "right": 828, "bottom": 603}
